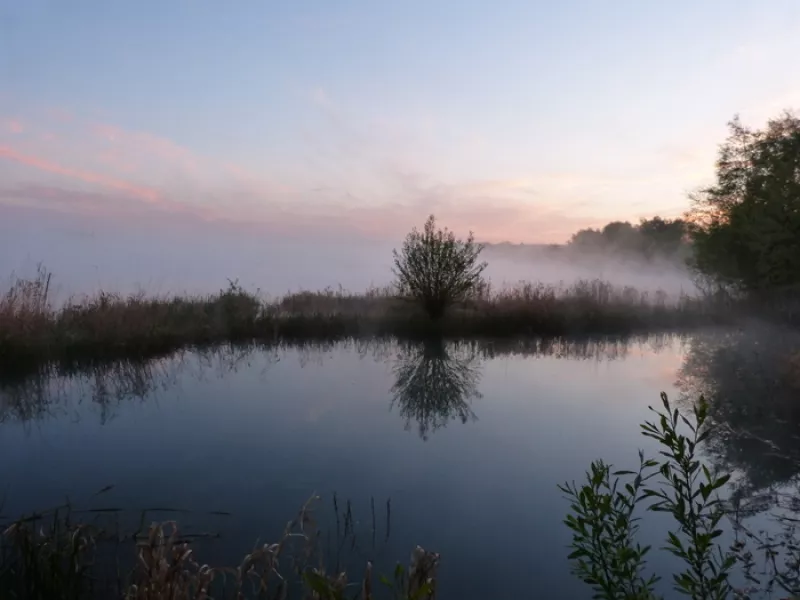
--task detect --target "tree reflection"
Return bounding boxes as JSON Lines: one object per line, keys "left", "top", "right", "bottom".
{"left": 677, "top": 324, "right": 800, "bottom": 497}
{"left": 0, "top": 358, "right": 176, "bottom": 425}
{"left": 1, "top": 335, "right": 674, "bottom": 430}
{"left": 677, "top": 325, "right": 800, "bottom": 596}
{"left": 389, "top": 339, "right": 482, "bottom": 440}
{"left": 0, "top": 344, "right": 266, "bottom": 425}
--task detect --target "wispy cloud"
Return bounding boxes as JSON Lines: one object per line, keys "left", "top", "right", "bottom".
{"left": 0, "top": 144, "right": 162, "bottom": 204}
{"left": 0, "top": 89, "right": 740, "bottom": 244}
{"left": 3, "top": 119, "right": 23, "bottom": 134}
{"left": 0, "top": 107, "right": 302, "bottom": 225}
{"left": 89, "top": 122, "right": 201, "bottom": 176}
{"left": 2, "top": 103, "right": 599, "bottom": 242}
{"left": 0, "top": 183, "right": 155, "bottom": 215}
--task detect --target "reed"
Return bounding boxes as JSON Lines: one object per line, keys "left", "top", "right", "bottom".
{"left": 0, "top": 266, "right": 729, "bottom": 376}
{"left": 0, "top": 496, "right": 438, "bottom": 600}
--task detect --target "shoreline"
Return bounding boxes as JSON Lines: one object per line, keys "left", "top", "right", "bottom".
{"left": 1, "top": 269, "right": 728, "bottom": 377}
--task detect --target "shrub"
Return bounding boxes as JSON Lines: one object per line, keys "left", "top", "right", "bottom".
{"left": 560, "top": 394, "right": 735, "bottom": 599}
{"left": 392, "top": 215, "right": 487, "bottom": 319}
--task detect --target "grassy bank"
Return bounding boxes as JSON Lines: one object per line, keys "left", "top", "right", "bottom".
{"left": 1, "top": 266, "right": 725, "bottom": 374}
{"left": 0, "top": 496, "right": 438, "bottom": 599}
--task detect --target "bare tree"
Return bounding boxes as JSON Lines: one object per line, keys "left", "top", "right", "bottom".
{"left": 392, "top": 215, "right": 487, "bottom": 319}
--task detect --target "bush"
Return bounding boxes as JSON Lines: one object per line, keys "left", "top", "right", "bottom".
{"left": 392, "top": 215, "right": 487, "bottom": 319}
{"left": 560, "top": 394, "right": 736, "bottom": 599}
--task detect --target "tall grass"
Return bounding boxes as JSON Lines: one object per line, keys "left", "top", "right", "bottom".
{"left": 0, "top": 266, "right": 729, "bottom": 375}
{"left": 0, "top": 496, "right": 439, "bottom": 599}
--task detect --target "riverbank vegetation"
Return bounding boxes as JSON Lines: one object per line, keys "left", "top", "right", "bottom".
{"left": 0, "top": 264, "right": 719, "bottom": 377}
{"left": 4, "top": 108, "right": 800, "bottom": 372}
{"left": 561, "top": 109, "right": 800, "bottom": 598}
{"left": 0, "top": 495, "right": 439, "bottom": 600}
{"left": 562, "top": 389, "right": 800, "bottom": 599}
{"left": 3, "top": 104, "right": 800, "bottom": 597}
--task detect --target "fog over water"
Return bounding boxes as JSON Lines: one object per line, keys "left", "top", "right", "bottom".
{"left": 1, "top": 206, "right": 697, "bottom": 301}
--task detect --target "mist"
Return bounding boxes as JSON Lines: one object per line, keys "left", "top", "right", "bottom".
{"left": 482, "top": 250, "right": 697, "bottom": 297}
{"left": 1, "top": 205, "right": 697, "bottom": 302}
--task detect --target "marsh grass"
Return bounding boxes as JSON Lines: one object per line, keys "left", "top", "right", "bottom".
{"left": 0, "top": 495, "right": 439, "bottom": 600}
{"left": 0, "top": 266, "right": 727, "bottom": 376}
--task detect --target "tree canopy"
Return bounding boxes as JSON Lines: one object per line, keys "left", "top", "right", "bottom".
{"left": 568, "top": 217, "right": 688, "bottom": 259}
{"left": 687, "top": 112, "right": 800, "bottom": 291}
{"left": 392, "top": 215, "right": 487, "bottom": 319}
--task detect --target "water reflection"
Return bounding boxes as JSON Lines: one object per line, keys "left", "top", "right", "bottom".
{"left": 677, "top": 324, "right": 800, "bottom": 497}
{"left": 0, "top": 332, "right": 702, "bottom": 598}
{"left": 390, "top": 340, "right": 482, "bottom": 440}
{"left": 0, "top": 335, "right": 676, "bottom": 435}
{"left": 675, "top": 325, "right": 800, "bottom": 595}
{"left": 0, "top": 358, "right": 178, "bottom": 425}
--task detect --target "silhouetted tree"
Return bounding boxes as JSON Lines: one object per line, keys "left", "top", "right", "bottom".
{"left": 638, "top": 217, "right": 687, "bottom": 258}
{"left": 568, "top": 228, "right": 604, "bottom": 249}
{"left": 392, "top": 215, "right": 487, "bottom": 319}
{"left": 389, "top": 340, "right": 482, "bottom": 440}
{"left": 687, "top": 111, "right": 800, "bottom": 291}
{"left": 601, "top": 221, "right": 638, "bottom": 250}
{"left": 566, "top": 218, "right": 689, "bottom": 259}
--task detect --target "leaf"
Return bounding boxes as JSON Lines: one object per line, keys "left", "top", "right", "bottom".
{"left": 666, "top": 531, "right": 685, "bottom": 552}
{"left": 91, "top": 485, "right": 115, "bottom": 497}
{"left": 304, "top": 571, "right": 335, "bottom": 598}
{"left": 696, "top": 429, "right": 711, "bottom": 445}
{"left": 411, "top": 581, "right": 434, "bottom": 600}
{"left": 568, "top": 549, "right": 590, "bottom": 560}
{"left": 680, "top": 414, "right": 696, "bottom": 432}
{"left": 661, "top": 392, "right": 670, "bottom": 412}
{"left": 700, "top": 483, "right": 711, "bottom": 502}
{"left": 713, "top": 474, "right": 731, "bottom": 490}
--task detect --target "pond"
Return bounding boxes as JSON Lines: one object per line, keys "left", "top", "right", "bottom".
{"left": 1, "top": 326, "right": 798, "bottom": 599}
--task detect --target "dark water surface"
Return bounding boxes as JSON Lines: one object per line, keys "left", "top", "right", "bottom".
{"left": 2, "top": 328, "right": 798, "bottom": 598}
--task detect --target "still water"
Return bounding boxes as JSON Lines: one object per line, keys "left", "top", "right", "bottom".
{"left": 1, "top": 328, "right": 797, "bottom": 598}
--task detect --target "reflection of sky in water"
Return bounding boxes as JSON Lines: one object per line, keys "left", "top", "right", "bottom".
{"left": 0, "top": 335, "right": 764, "bottom": 599}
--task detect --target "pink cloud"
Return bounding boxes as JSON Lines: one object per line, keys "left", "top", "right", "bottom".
{"left": 294, "top": 177, "right": 598, "bottom": 243}
{"left": 4, "top": 119, "right": 23, "bottom": 134}
{"left": 0, "top": 144, "right": 162, "bottom": 204}
{"left": 96, "top": 149, "right": 138, "bottom": 173}
{"left": 0, "top": 184, "right": 149, "bottom": 216}
{"left": 0, "top": 109, "right": 304, "bottom": 223}
{"left": 90, "top": 123, "right": 200, "bottom": 175}
{"left": 223, "top": 163, "right": 297, "bottom": 195}
{"left": 44, "top": 107, "right": 74, "bottom": 123}
{"left": 0, "top": 102, "right": 678, "bottom": 245}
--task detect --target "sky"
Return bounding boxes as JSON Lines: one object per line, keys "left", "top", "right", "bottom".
{"left": 2, "top": 0, "right": 800, "bottom": 292}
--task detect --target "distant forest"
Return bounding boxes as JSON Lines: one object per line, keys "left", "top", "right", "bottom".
{"left": 485, "top": 109, "right": 800, "bottom": 294}
{"left": 483, "top": 216, "right": 690, "bottom": 263}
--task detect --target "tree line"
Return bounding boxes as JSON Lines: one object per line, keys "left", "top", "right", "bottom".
{"left": 392, "top": 108, "right": 800, "bottom": 319}
{"left": 569, "top": 110, "right": 800, "bottom": 291}
{"left": 689, "top": 112, "right": 800, "bottom": 292}
{"left": 567, "top": 216, "right": 690, "bottom": 260}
